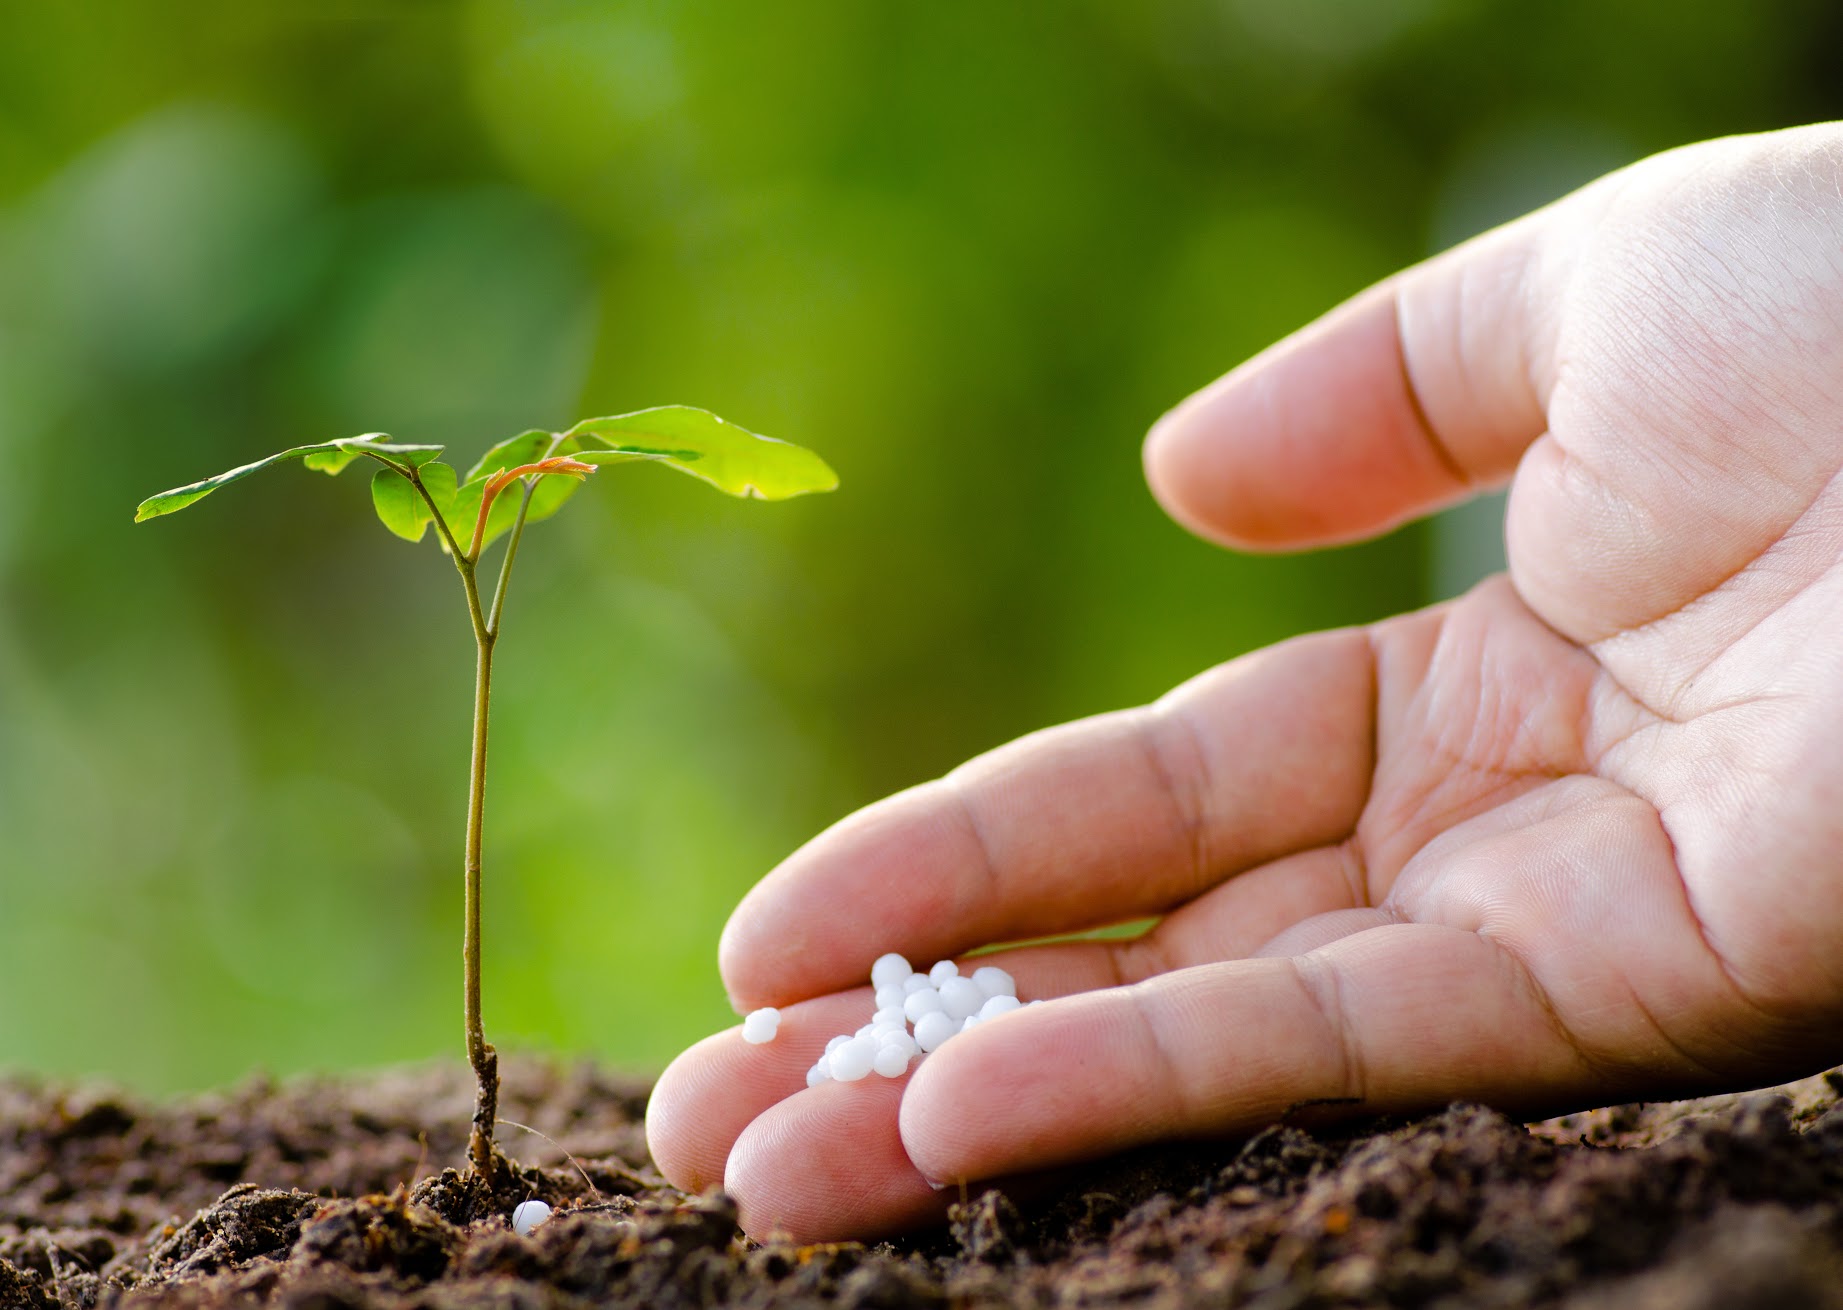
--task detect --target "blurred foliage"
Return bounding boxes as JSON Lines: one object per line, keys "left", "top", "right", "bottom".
{"left": 0, "top": 0, "right": 1836, "bottom": 1093}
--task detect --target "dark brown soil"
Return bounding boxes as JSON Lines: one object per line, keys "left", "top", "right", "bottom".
{"left": 6, "top": 1060, "right": 1843, "bottom": 1309}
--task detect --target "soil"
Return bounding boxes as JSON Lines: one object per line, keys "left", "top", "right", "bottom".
{"left": 6, "top": 1060, "right": 1843, "bottom": 1309}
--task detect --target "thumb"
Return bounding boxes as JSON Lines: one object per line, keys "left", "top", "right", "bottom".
{"left": 1143, "top": 187, "right": 1588, "bottom": 552}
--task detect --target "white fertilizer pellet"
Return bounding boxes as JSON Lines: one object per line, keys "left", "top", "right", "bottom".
{"left": 870, "top": 953, "right": 912, "bottom": 989}
{"left": 830, "top": 1035, "right": 878, "bottom": 1081}
{"left": 979, "top": 993, "right": 1021, "bottom": 1019}
{"left": 938, "top": 975, "right": 984, "bottom": 1021}
{"left": 781, "top": 959, "right": 1027, "bottom": 1089}
{"left": 913, "top": 1009, "right": 958, "bottom": 1052}
{"left": 903, "top": 988, "right": 945, "bottom": 1022}
{"left": 872, "top": 1042, "right": 913, "bottom": 1077}
{"left": 971, "top": 965, "right": 1017, "bottom": 999}
{"left": 740, "top": 1007, "right": 781, "bottom": 1045}
{"left": 512, "top": 1199, "right": 551, "bottom": 1236}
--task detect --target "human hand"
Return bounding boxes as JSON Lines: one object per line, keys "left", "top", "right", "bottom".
{"left": 646, "top": 123, "right": 1843, "bottom": 1241}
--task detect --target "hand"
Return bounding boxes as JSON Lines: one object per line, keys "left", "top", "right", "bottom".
{"left": 646, "top": 123, "right": 1843, "bottom": 1241}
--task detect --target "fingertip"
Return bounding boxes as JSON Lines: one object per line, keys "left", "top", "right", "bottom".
{"left": 899, "top": 998, "right": 1122, "bottom": 1186}
{"left": 1142, "top": 369, "right": 1274, "bottom": 552}
{"left": 716, "top": 890, "right": 773, "bottom": 1010}
{"left": 725, "top": 1077, "right": 946, "bottom": 1241}
{"left": 644, "top": 1033, "right": 731, "bottom": 1194}
{"left": 646, "top": 993, "right": 877, "bottom": 1196}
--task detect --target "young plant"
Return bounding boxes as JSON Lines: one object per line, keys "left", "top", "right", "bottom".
{"left": 136, "top": 407, "right": 836, "bottom": 1175}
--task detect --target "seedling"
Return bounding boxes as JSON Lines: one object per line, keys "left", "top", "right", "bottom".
{"left": 136, "top": 407, "right": 836, "bottom": 1175}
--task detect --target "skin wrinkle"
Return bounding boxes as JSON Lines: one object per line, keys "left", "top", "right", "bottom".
{"left": 1391, "top": 285, "right": 1470, "bottom": 489}
{"left": 1129, "top": 979, "right": 1202, "bottom": 1131}
{"left": 1140, "top": 699, "right": 1216, "bottom": 895}
{"left": 1626, "top": 772, "right": 1806, "bottom": 1037}
{"left": 1473, "top": 927, "right": 1612, "bottom": 1089}
{"left": 1351, "top": 629, "right": 1383, "bottom": 908}
{"left": 1288, "top": 953, "right": 1366, "bottom": 1108}
{"left": 1334, "top": 837, "right": 1372, "bottom": 916}
{"left": 1610, "top": 955, "right": 1736, "bottom": 1086}
{"left": 1113, "top": 927, "right": 1173, "bottom": 990}
{"left": 1590, "top": 461, "right": 1843, "bottom": 722}
{"left": 942, "top": 770, "right": 1007, "bottom": 934}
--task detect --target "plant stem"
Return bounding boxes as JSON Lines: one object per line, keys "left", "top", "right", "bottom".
{"left": 373, "top": 446, "right": 568, "bottom": 1174}
{"left": 463, "top": 583, "right": 498, "bottom": 1175}
{"left": 456, "top": 440, "right": 560, "bottom": 1174}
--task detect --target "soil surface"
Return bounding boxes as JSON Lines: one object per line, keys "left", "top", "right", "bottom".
{"left": 5, "top": 1060, "right": 1843, "bottom": 1308}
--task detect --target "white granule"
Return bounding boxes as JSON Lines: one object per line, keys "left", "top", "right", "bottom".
{"left": 778, "top": 959, "right": 1024, "bottom": 1088}
{"left": 872, "top": 1042, "right": 913, "bottom": 1078}
{"left": 971, "top": 965, "right": 1017, "bottom": 999}
{"left": 740, "top": 1007, "right": 780, "bottom": 1045}
{"left": 870, "top": 953, "right": 912, "bottom": 990}
{"left": 829, "top": 1034, "right": 878, "bottom": 1081}
{"left": 903, "top": 988, "right": 945, "bottom": 1023}
{"left": 979, "top": 993, "right": 1022, "bottom": 1020}
{"left": 512, "top": 1199, "right": 552, "bottom": 1236}
{"left": 913, "top": 1009, "right": 958, "bottom": 1053}
{"left": 937, "top": 975, "right": 983, "bottom": 1021}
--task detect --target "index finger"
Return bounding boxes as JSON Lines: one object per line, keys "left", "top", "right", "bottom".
{"left": 719, "top": 627, "right": 1377, "bottom": 1010}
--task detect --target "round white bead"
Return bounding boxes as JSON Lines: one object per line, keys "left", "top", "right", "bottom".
{"left": 903, "top": 989, "right": 945, "bottom": 1023}
{"left": 913, "top": 1009, "right": 957, "bottom": 1053}
{"left": 825, "top": 1034, "right": 849, "bottom": 1054}
{"left": 970, "top": 966, "right": 1017, "bottom": 1000}
{"left": 902, "top": 974, "right": 932, "bottom": 995}
{"left": 928, "top": 960, "right": 959, "bottom": 986}
{"left": 872, "top": 1023, "right": 908, "bottom": 1044}
{"left": 829, "top": 1035, "right": 877, "bottom": 1081}
{"left": 872, "top": 1043, "right": 913, "bottom": 1077}
{"left": 870, "top": 953, "right": 913, "bottom": 989}
{"left": 511, "top": 1199, "right": 551, "bottom": 1236}
{"left": 961, "top": 1014, "right": 984, "bottom": 1032}
{"left": 855, "top": 1023, "right": 876, "bottom": 1038}
{"left": 938, "top": 976, "right": 983, "bottom": 1021}
{"left": 979, "top": 993, "right": 1022, "bottom": 1020}
{"left": 806, "top": 1062, "right": 831, "bottom": 1088}
{"left": 879, "top": 1029, "right": 920, "bottom": 1058}
{"left": 874, "top": 984, "right": 907, "bottom": 1011}
{"left": 740, "top": 1007, "right": 780, "bottom": 1044}
{"left": 872, "top": 1006, "right": 906, "bottom": 1027}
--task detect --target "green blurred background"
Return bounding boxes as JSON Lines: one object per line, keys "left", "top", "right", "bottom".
{"left": 1, "top": 0, "right": 1837, "bottom": 1094}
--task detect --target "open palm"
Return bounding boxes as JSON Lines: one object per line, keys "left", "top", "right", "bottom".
{"left": 647, "top": 124, "right": 1843, "bottom": 1241}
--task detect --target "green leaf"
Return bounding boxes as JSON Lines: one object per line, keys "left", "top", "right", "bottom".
{"left": 462, "top": 430, "right": 554, "bottom": 485}
{"left": 372, "top": 462, "right": 464, "bottom": 547}
{"left": 565, "top": 406, "right": 837, "bottom": 500}
{"left": 134, "top": 435, "right": 445, "bottom": 522}
{"left": 370, "top": 468, "right": 426, "bottom": 542}
{"left": 419, "top": 460, "right": 459, "bottom": 523}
